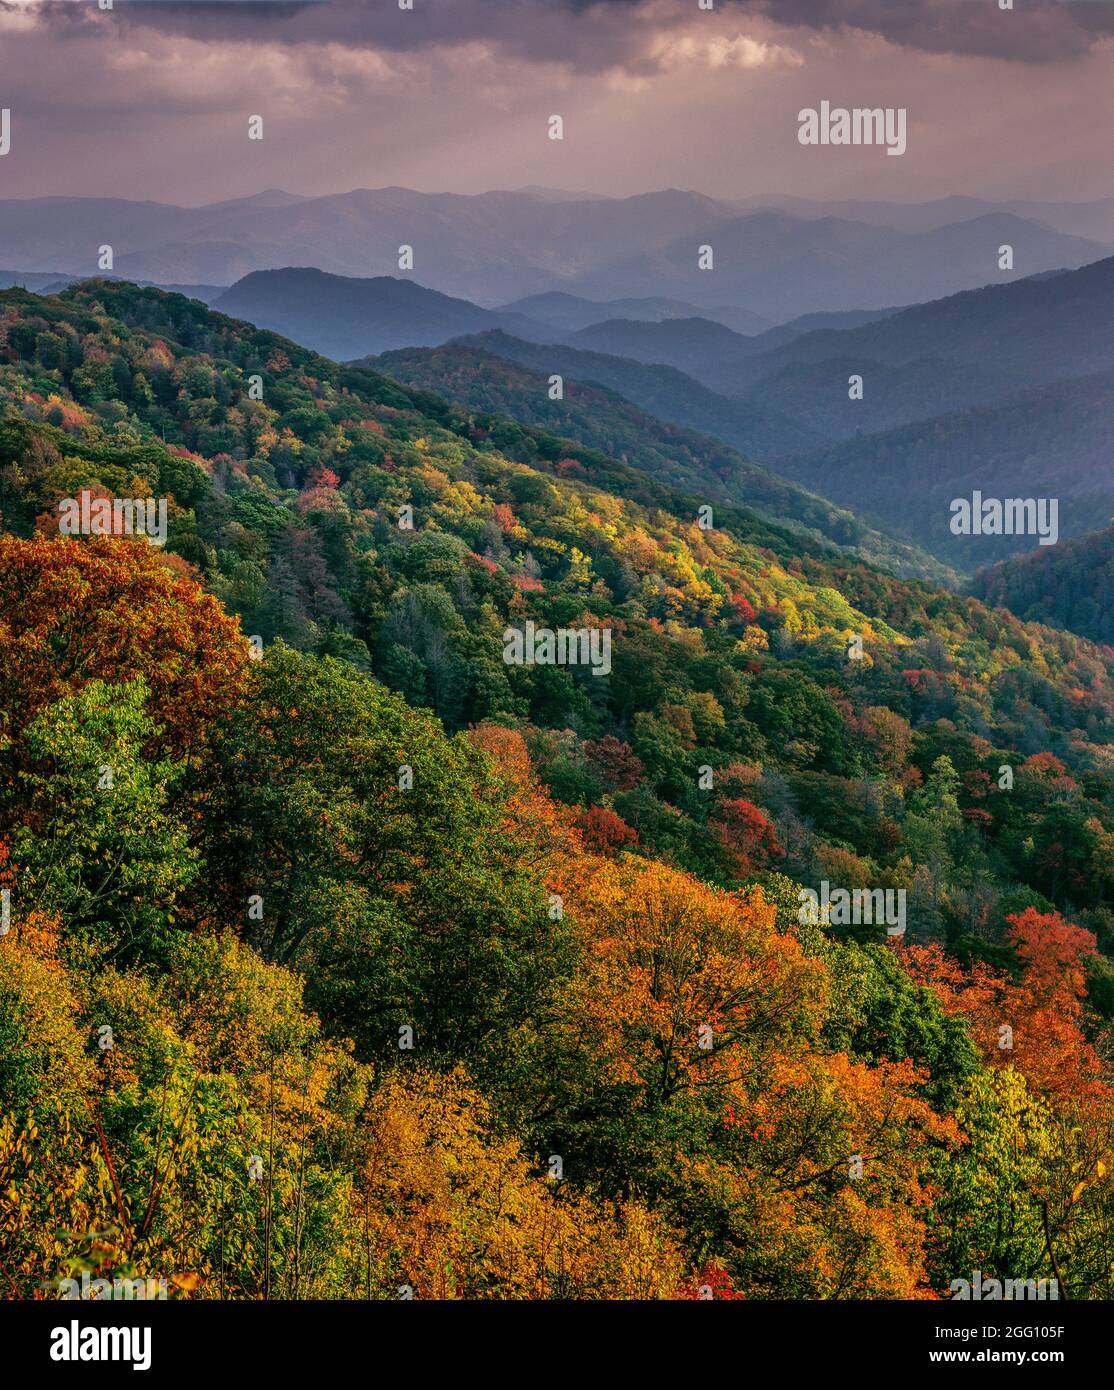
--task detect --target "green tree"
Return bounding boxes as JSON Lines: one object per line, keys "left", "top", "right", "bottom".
{"left": 13, "top": 679, "right": 197, "bottom": 965}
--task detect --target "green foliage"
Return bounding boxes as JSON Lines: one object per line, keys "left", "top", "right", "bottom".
{"left": 199, "top": 644, "right": 567, "bottom": 1069}
{"left": 13, "top": 679, "right": 197, "bottom": 965}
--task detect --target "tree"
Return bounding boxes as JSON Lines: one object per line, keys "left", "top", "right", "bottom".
{"left": 576, "top": 805, "right": 639, "bottom": 855}
{"left": 710, "top": 798, "right": 783, "bottom": 879}
{"left": 0, "top": 535, "right": 248, "bottom": 774}
{"left": 13, "top": 679, "right": 198, "bottom": 965}
{"left": 199, "top": 645, "right": 568, "bottom": 1071}
{"left": 862, "top": 706, "right": 913, "bottom": 780}
{"left": 354, "top": 1067, "right": 684, "bottom": 1299}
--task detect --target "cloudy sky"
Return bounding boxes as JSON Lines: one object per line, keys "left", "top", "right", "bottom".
{"left": 1, "top": 0, "right": 1111, "bottom": 205}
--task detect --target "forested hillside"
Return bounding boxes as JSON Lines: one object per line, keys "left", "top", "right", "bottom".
{"left": 771, "top": 370, "right": 1114, "bottom": 568}
{"left": 454, "top": 327, "right": 824, "bottom": 457}
{"left": 972, "top": 525, "right": 1114, "bottom": 646}
{"left": 372, "top": 341, "right": 955, "bottom": 583}
{"left": 2, "top": 280, "right": 1113, "bottom": 1301}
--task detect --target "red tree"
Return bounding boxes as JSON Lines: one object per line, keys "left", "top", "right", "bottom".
{"left": 577, "top": 806, "right": 639, "bottom": 856}
{"left": 710, "top": 798, "right": 783, "bottom": 878}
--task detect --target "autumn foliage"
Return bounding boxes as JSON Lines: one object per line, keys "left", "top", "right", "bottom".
{"left": 0, "top": 271, "right": 1113, "bottom": 1304}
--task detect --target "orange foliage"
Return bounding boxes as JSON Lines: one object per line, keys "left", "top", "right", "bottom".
{"left": 466, "top": 722, "right": 580, "bottom": 877}
{"left": 904, "top": 908, "right": 1108, "bottom": 1101}
{"left": 564, "top": 857, "right": 956, "bottom": 1296}
{"left": 564, "top": 858, "right": 825, "bottom": 1101}
{"left": 710, "top": 798, "right": 783, "bottom": 877}
{"left": 0, "top": 535, "right": 249, "bottom": 765}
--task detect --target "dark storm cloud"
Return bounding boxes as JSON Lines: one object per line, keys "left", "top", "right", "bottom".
{"left": 37, "top": 0, "right": 1114, "bottom": 64}
{"left": 749, "top": 0, "right": 1114, "bottom": 62}
{"left": 37, "top": 0, "right": 674, "bottom": 76}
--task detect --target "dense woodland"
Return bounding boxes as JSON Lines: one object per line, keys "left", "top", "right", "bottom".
{"left": 1, "top": 281, "right": 1113, "bottom": 1300}
{"left": 373, "top": 341, "right": 956, "bottom": 585}
{"left": 973, "top": 526, "right": 1114, "bottom": 648}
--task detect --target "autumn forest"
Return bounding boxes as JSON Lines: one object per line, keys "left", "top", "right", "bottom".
{"left": 1, "top": 279, "right": 1113, "bottom": 1305}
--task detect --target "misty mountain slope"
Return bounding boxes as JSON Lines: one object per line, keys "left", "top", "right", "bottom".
{"left": 559, "top": 304, "right": 907, "bottom": 379}
{"left": 576, "top": 209, "right": 1107, "bottom": 320}
{"left": 212, "top": 268, "right": 552, "bottom": 359}
{"left": 749, "top": 304, "right": 904, "bottom": 350}
{"left": 496, "top": 291, "right": 771, "bottom": 336}
{"left": 370, "top": 341, "right": 957, "bottom": 585}
{"left": 567, "top": 312, "right": 968, "bottom": 404}
{"left": 458, "top": 326, "right": 1012, "bottom": 461}
{"left": 772, "top": 369, "right": 1114, "bottom": 569}
{"left": 567, "top": 316, "right": 762, "bottom": 385}
{"left": 738, "top": 254, "right": 1114, "bottom": 393}
{"left": 702, "top": 253, "right": 1114, "bottom": 444}
{"left": 740, "top": 354, "right": 1021, "bottom": 443}
{"left": 738, "top": 192, "right": 1114, "bottom": 243}
{"left": 971, "top": 525, "right": 1114, "bottom": 647}
{"left": 554, "top": 251, "right": 1114, "bottom": 411}
{"left": 0, "top": 187, "right": 742, "bottom": 299}
{"left": 859, "top": 212, "right": 1103, "bottom": 299}
{"left": 451, "top": 329, "right": 823, "bottom": 459}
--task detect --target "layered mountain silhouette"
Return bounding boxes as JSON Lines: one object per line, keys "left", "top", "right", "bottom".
{"left": 771, "top": 370, "right": 1114, "bottom": 568}
{"left": 43, "top": 216, "right": 1110, "bottom": 580}
{"left": 429, "top": 256, "right": 1114, "bottom": 570}
{"left": 447, "top": 329, "right": 824, "bottom": 460}
{"left": 0, "top": 186, "right": 1106, "bottom": 317}
{"left": 208, "top": 268, "right": 898, "bottom": 369}
{"left": 495, "top": 290, "right": 772, "bottom": 336}
{"left": 212, "top": 269, "right": 554, "bottom": 360}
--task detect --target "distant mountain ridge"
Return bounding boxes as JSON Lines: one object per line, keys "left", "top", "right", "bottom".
{"left": 495, "top": 291, "right": 772, "bottom": 336}
{"left": 450, "top": 328, "right": 824, "bottom": 460}
{"left": 212, "top": 268, "right": 553, "bottom": 361}
{"left": 733, "top": 254, "right": 1114, "bottom": 392}
{"left": 731, "top": 192, "right": 1114, "bottom": 243}
{"left": 452, "top": 256, "right": 1114, "bottom": 573}
{"left": 207, "top": 268, "right": 904, "bottom": 371}
{"left": 0, "top": 186, "right": 1105, "bottom": 317}
{"left": 770, "top": 369, "right": 1114, "bottom": 568}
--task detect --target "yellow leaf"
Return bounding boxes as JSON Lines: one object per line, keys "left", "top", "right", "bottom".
{"left": 1097, "top": 1161, "right": 1107, "bottom": 1179}
{"left": 1071, "top": 1181, "right": 1086, "bottom": 1203}
{"left": 170, "top": 1272, "right": 201, "bottom": 1291}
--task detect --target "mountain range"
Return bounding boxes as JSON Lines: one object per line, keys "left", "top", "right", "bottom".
{"left": 0, "top": 186, "right": 1107, "bottom": 318}
{"left": 212, "top": 269, "right": 554, "bottom": 361}
{"left": 730, "top": 193, "right": 1114, "bottom": 243}
{"left": 11, "top": 191, "right": 1114, "bottom": 601}
{"left": 392, "top": 255, "right": 1114, "bottom": 574}
{"left": 5, "top": 277, "right": 1114, "bottom": 1306}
